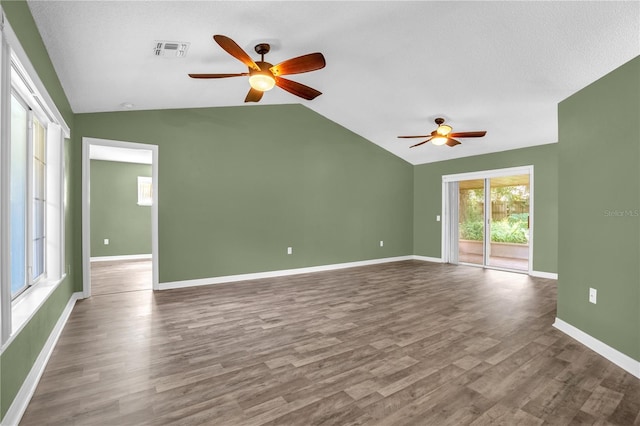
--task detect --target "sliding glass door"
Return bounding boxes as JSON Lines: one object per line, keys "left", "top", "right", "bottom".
{"left": 458, "top": 179, "right": 484, "bottom": 266}
{"left": 487, "top": 175, "right": 530, "bottom": 270}
{"left": 446, "top": 167, "right": 532, "bottom": 273}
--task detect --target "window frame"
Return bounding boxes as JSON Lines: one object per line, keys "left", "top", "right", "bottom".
{"left": 0, "top": 10, "right": 70, "bottom": 347}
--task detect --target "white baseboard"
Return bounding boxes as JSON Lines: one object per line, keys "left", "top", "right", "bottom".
{"left": 90, "top": 254, "right": 152, "bottom": 262}
{"left": 158, "top": 256, "right": 413, "bottom": 290}
{"left": 553, "top": 318, "right": 640, "bottom": 379}
{"left": 531, "top": 270, "right": 558, "bottom": 279}
{"left": 411, "top": 255, "right": 444, "bottom": 263}
{"left": 2, "top": 292, "right": 83, "bottom": 426}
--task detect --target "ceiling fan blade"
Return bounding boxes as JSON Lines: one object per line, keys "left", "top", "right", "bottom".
{"left": 274, "top": 76, "right": 322, "bottom": 100}
{"left": 449, "top": 131, "right": 487, "bottom": 138}
{"left": 446, "top": 138, "right": 462, "bottom": 147}
{"left": 188, "top": 73, "right": 248, "bottom": 79}
{"left": 270, "top": 53, "right": 326, "bottom": 76}
{"left": 398, "top": 135, "right": 432, "bottom": 139}
{"left": 244, "top": 88, "right": 264, "bottom": 103}
{"left": 410, "top": 138, "right": 433, "bottom": 148}
{"left": 213, "top": 35, "right": 260, "bottom": 71}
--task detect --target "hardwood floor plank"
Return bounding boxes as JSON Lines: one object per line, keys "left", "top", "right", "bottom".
{"left": 469, "top": 403, "right": 544, "bottom": 426}
{"left": 90, "top": 259, "right": 151, "bottom": 295}
{"left": 18, "top": 260, "right": 640, "bottom": 425}
{"left": 580, "top": 385, "right": 625, "bottom": 418}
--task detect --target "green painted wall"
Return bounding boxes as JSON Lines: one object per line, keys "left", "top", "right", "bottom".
{"left": 3, "top": 0, "right": 636, "bottom": 421}
{"left": 558, "top": 56, "right": 640, "bottom": 361}
{"left": 0, "top": 0, "right": 77, "bottom": 419}
{"left": 90, "top": 160, "right": 152, "bottom": 257}
{"left": 413, "top": 143, "right": 559, "bottom": 274}
{"left": 75, "top": 105, "right": 414, "bottom": 283}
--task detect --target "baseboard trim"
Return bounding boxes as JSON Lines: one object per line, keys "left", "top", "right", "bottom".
{"left": 553, "top": 318, "right": 640, "bottom": 379}
{"left": 158, "top": 256, "right": 414, "bottom": 290}
{"left": 411, "top": 255, "right": 444, "bottom": 263}
{"left": 531, "top": 270, "right": 558, "bottom": 279}
{"left": 2, "top": 291, "right": 83, "bottom": 426}
{"left": 90, "top": 254, "right": 152, "bottom": 262}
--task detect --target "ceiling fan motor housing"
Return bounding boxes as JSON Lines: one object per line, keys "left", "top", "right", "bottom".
{"left": 248, "top": 61, "right": 275, "bottom": 81}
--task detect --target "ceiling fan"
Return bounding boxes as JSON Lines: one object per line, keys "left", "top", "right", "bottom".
{"left": 189, "top": 35, "right": 326, "bottom": 103}
{"left": 398, "top": 118, "right": 487, "bottom": 148}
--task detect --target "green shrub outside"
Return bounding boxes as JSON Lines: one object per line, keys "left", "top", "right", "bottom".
{"left": 460, "top": 213, "right": 529, "bottom": 244}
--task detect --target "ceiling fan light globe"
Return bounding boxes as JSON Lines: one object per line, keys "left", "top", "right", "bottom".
{"left": 436, "top": 124, "right": 452, "bottom": 136}
{"left": 249, "top": 73, "right": 275, "bottom": 91}
{"left": 431, "top": 136, "right": 448, "bottom": 146}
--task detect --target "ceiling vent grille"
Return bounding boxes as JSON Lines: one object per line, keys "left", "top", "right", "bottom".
{"left": 153, "top": 41, "right": 190, "bottom": 57}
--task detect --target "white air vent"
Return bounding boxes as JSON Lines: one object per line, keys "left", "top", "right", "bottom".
{"left": 153, "top": 41, "right": 190, "bottom": 57}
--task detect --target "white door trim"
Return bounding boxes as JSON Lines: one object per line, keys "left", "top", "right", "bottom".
{"left": 81, "top": 137, "right": 159, "bottom": 297}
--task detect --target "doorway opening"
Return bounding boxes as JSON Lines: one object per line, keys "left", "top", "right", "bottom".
{"left": 443, "top": 166, "right": 533, "bottom": 274}
{"left": 81, "top": 138, "right": 159, "bottom": 297}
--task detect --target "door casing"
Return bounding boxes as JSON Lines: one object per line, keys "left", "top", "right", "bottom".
{"left": 81, "top": 137, "right": 159, "bottom": 297}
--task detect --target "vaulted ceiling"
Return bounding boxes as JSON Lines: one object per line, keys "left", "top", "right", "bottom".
{"left": 27, "top": 1, "right": 639, "bottom": 165}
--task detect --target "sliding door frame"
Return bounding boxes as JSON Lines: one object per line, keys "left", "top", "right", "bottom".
{"left": 441, "top": 165, "right": 534, "bottom": 274}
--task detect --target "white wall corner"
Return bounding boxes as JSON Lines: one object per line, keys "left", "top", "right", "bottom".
{"left": 2, "top": 292, "right": 82, "bottom": 426}
{"left": 553, "top": 318, "right": 640, "bottom": 379}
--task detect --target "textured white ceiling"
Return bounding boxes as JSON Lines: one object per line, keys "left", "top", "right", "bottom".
{"left": 27, "top": 1, "right": 639, "bottom": 165}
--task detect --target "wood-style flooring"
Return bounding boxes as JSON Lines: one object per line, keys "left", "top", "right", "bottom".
{"left": 457, "top": 253, "right": 528, "bottom": 271}
{"left": 20, "top": 260, "right": 640, "bottom": 425}
{"left": 90, "top": 259, "right": 151, "bottom": 295}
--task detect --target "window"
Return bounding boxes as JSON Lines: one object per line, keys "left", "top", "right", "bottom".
{"left": 1, "top": 10, "right": 70, "bottom": 344}
{"left": 32, "top": 117, "right": 46, "bottom": 280}
{"left": 10, "top": 93, "right": 28, "bottom": 296}
{"left": 137, "top": 176, "right": 152, "bottom": 206}
{"left": 9, "top": 69, "right": 50, "bottom": 298}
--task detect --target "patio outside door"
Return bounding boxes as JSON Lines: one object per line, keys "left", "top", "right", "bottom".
{"left": 450, "top": 169, "right": 531, "bottom": 272}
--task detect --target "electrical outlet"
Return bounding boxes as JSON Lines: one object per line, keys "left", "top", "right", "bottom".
{"left": 379, "top": 240, "right": 384, "bottom": 247}
{"left": 436, "top": 215, "right": 441, "bottom": 222}
{"left": 103, "top": 238, "right": 109, "bottom": 245}
{"left": 589, "top": 288, "right": 597, "bottom": 304}
{"left": 287, "top": 247, "right": 292, "bottom": 255}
